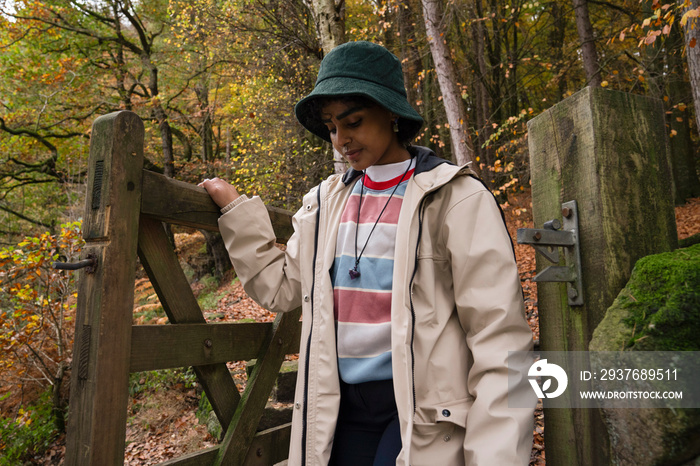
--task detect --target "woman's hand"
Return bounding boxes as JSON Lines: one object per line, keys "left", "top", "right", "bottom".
{"left": 198, "top": 177, "right": 241, "bottom": 209}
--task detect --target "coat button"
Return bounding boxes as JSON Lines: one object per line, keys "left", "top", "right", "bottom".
{"left": 443, "top": 434, "right": 451, "bottom": 442}
{"left": 442, "top": 409, "right": 451, "bottom": 417}
{"left": 295, "top": 402, "right": 301, "bottom": 409}
{"left": 303, "top": 295, "right": 310, "bottom": 302}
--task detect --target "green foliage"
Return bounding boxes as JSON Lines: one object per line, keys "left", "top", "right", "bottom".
{"left": 195, "top": 274, "right": 228, "bottom": 311}
{"left": 481, "top": 108, "right": 533, "bottom": 199}
{"left": 2, "top": 0, "right": 697, "bottom": 220}
{"left": 198, "top": 291, "right": 227, "bottom": 312}
{"left": 0, "top": 391, "right": 60, "bottom": 465}
{"left": 0, "top": 222, "right": 83, "bottom": 411}
{"left": 133, "top": 304, "right": 166, "bottom": 323}
{"left": 199, "top": 274, "right": 219, "bottom": 291}
{"left": 129, "top": 368, "right": 199, "bottom": 397}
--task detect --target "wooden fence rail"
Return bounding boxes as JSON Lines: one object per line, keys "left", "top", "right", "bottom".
{"left": 64, "top": 111, "right": 300, "bottom": 466}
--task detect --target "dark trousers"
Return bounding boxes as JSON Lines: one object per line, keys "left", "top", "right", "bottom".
{"left": 328, "top": 379, "right": 402, "bottom": 466}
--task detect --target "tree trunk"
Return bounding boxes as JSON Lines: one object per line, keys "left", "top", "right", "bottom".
{"left": 311, "top": 0, "right": 345, "bottom": 55}
{"left": 203, "top": 230, "right": 232, "bottom": 281}
{"left": 486, "top": 0, "right": 504, "bottom": 124}
{"left": 549, "top": 1, "right": 568, "bottom": 100}
{"left": 156, "top": 111, "right": 175, "bottom": 179}
{"left": 507, "top": 4, "right": 521, "bottom": 116}
{"left": 471, "top": 1, "right": 494, "bottom": 183}
{"left": 682, "top": 0, "right": 700, "bottom": 136}
{"left": 171, "top": 127, "right": 193, "bottom": 161}
{"left": 667, "top": 79, "right": 700, "bottom": 203}
{"left": 111, "top": 3, "right": 131, "bottom": 112}
{"left": 572, "top": 0, "right": 602, "bottom": 87}
{"left": 143, "top": 58, "right": 175, "bottom": 178}
{"left": 398, "top": 0, "right": 423, "bottom": 108}
{"left": 52, "top": 362, "right": 66, "bottom": 433}
{"left": 420, "top": 0, "right": 474, "bottom": 167}
{"left": 669, "top": 1, "right": 700, "bottom": 202}
{"left": 310, "top": 0, "right": 346, "bottom": 173}
{"left": 195, "top": 81, "right": 214, "bottom": 166}
{"left": 156, "top": 109, "right": 175, "bottom": 179}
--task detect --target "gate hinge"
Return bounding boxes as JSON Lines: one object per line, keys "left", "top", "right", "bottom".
{"left": 517, "top": 200, "right": 583, "bottom": 306}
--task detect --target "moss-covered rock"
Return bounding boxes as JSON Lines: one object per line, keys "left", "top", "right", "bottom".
{"left": 590, "top": 244, "right": 700, "bottom": 465}
{"left": 591, "top": 243, "right": 700, "bottom": 352}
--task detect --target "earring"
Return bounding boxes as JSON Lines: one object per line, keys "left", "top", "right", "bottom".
{"left": 393, "top": 118, "right": 399, "bottom": 133}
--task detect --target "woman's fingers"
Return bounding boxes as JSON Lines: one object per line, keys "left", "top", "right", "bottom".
{"left": 199, "top": 177, "right": 240, "bottom": 208}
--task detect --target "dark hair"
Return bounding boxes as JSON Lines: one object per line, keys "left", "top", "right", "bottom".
{"left": 306, "top": 95, "right": 415, "bottom": 146}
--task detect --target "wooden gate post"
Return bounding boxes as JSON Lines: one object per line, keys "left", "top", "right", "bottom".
{"left": 526, "top": 87, "right": 678, "bottom": 465}
{"left": 65, "top": 111, "right": 144, "bottom": 465}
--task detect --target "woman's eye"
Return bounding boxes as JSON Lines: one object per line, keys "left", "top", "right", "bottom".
{"left": 347, "top": 120, "right": 361, "bottom": 128}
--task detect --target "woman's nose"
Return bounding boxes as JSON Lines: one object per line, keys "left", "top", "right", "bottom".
{"left": 335, "top": 126, "right": 351, "bottom": 144}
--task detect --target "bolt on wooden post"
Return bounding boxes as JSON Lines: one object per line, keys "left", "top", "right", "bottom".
{"left": 526, "top": 87, "right": 677, "bottom": 465}
{"left": 65, "top": 111, "right": 144, "bottom": 465}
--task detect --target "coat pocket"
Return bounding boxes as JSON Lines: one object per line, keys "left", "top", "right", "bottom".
{"left": 411, "top": 397, "right": 474, "bottom": 465}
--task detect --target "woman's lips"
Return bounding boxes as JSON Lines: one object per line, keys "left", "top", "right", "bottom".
{"left": 345, "top": 148, "right": 361, "bottom": 160}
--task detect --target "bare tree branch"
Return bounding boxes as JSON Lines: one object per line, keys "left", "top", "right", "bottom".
{"left": 0, "top": 203, "right": 54, "bottom": 229}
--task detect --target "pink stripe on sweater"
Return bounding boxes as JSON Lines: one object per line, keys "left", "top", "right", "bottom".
{"left": 340, "top": 195, "right": 405, "bottom": 224}
{"left": 334, "top": 288, "right": 392, "bottom": 323}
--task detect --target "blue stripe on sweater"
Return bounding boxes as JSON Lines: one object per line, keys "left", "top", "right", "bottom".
{"left": 338, "top": 352, "right": 393, "bottom": 384}
{"left": 331, "top": 255, "right": 395, "bottom": 290}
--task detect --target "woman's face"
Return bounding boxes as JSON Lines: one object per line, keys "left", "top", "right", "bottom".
{"left": 321, "top": 100, "right": 410, "bottom": 171}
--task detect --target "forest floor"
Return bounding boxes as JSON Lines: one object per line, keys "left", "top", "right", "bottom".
{"left": 25, "top": 190, "right": 700, "bottom": 465}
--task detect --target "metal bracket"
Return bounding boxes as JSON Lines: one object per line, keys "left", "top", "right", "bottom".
{"left": 517, "top": 201, "right": 583, "bottom": 306}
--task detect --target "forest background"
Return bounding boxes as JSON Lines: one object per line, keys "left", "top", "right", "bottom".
{"left": 1, "top": 0, "right": 700, "bottom": 463}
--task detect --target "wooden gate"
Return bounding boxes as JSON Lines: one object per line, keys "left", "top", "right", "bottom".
{"left": 64, "top": 110, "right": 301, "bottom": 465}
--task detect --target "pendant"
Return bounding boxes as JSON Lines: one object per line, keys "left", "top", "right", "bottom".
{"left": 349, "top": 267, "right": 361, "bottom": 279}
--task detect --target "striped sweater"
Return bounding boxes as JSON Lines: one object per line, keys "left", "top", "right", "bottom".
{"left": 331, "top": 159, "right": 415, "bottom": 384}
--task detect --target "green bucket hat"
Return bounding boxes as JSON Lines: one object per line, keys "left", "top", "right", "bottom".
{"left": 295, "top": 41, "right": 424, "bottom": 143}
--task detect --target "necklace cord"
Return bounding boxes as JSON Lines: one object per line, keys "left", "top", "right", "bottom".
{"left": 352, "top": 161, "right": 413, "bottom": 276}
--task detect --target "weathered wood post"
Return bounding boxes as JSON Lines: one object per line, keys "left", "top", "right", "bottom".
{"left": 65, "top": 111, "right": 144, "bottom": 465}
{"left": 526, "top": 87, "right": 678, "bottom": 465}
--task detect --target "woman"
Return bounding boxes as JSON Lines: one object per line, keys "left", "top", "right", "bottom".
{"left": 201, "top": 41, "right": 535, "bottom": 465}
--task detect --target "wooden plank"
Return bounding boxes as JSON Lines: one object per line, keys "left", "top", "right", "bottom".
{"left": 65, "top": 111, "right": 144, "bottom": 466}
{"left": 158, "top": 424, "right": 291, "bottom": 466}
{"left": 130, "top": 322, "right": 302, "bottom": 372}
{"left": 244, "top": 423, "right": 292, "bottom": 466}
{"left": 159, "top": 446, "right": 220, "bottom": 466}
{"left": 216, "top": 308, "right": 302, "bottom": 465}
{"left": 140, "top": 170, "right": 219, "bottom": 231}
{"left": 526, "top": 87, "right": 677, "bottom": 466}
{"left": 140, "top": 170, "right": 295, "bottom": 244}
{"left": 137, "top": 215, "right": 207, "bottom": 325}
{"left": 137, "top": 215, "right": 241, "bottom": 430}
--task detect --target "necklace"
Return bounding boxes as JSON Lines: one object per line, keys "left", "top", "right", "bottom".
{"left": 349, "top": 161, "right": 413, "bottom": 279}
